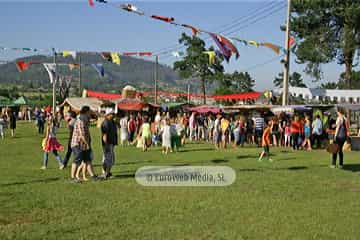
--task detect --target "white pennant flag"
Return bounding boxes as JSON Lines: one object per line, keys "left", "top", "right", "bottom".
{"left": 43, "top": 63, "right": 56, "bottom": 83}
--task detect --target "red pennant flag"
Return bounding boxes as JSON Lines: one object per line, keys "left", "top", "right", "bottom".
{"left": 139, "top": 52, "right": 152, "bottom": 57}
{"left": 16, "top": 61, "right": 30, "bottom": 72}
{"left": 151, "top": 15, "right": 175, "bottom": 23}
{"left": 88, "top": 0, "right": 95, "bottom": 7}
{"left": 123, "top": 52, "right": 138, "bottom": 56}
{"left": 182, "top": 24, "right": 200, "bottom": 36}
{"left": 289, "top": 37, "right": 296, "bottom": 47}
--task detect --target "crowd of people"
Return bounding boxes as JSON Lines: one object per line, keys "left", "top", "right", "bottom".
{"left": 0, "top": 105, "right": 353, "bottom": 183}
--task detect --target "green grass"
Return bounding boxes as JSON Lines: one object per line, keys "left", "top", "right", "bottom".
{"left": 1, "top": 122, "right": 360, "bottom": 239}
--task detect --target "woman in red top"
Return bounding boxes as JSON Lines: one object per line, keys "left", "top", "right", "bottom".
{"left": 291, "top": 116, "right": 301, "bottom": 150}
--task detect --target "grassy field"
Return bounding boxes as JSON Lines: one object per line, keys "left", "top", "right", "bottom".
{"left": 0, "top": 122, "right": 360, "bottom": 239}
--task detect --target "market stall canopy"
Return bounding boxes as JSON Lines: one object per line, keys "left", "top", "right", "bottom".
{"left": 271, "top": 105, "right": 312, "bottom": 114}
{"left": 85, "top": 90, "right": 121, "bottom": 100}
{"left": 212, "top": 92, "right": 261, "bottom": 101}
{"left": 222, "top": 104, "right": 272, "bottom": 113}
{"left": 61, "top": 97, "right": 103, "bottom": 112}
{"left": 13, "top": 96, "right": 29, "bottom": 106}
{"left": 187, "top": 105, "right": 221, "bottom": 114}
{"left": 336, "top": 104, "right": 360, "bottom": 111}
{"left": 0, "top": 96, "right": 14, "bottom": 107}
{"left": 116, "top": 98, "right": 149, "bottom": 111}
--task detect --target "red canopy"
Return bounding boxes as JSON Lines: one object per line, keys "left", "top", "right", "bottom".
{"left": 86, "top": 90, "right": 121, "bottom": 100}
{"left": 187, "top": 105, "right": 221, "bottom": 114}
{"left": 117, "top": 98, "right": 148, "bottom": 111}
{"left": 212, "top": 92, "right": 261, "bottom": 101}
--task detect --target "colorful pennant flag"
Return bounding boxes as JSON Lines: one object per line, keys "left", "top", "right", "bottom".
{"left": 111, "top": 52, "right": 121, "bottom": 65}
{"left": 181, "top": 24, "right": 200, "bottom": 36}
{"left": 88, "top": 0, "right": 95, "bottom": 7}
{"left": 68, "top": 64, "right": 80, "bottom": 71}
{"left": 120, "top": 3, "right": 144, "bottom": 15}
{"left": 62, "top": 50, "right": 77, "bottom": 59}
{"left": 101, "top": 52, "right": 112, "bottom": 62}
{"left": 209, "top": 33, "right": 239, "bottom": 62}
{"left": 91, "top": 63, "right": 105, "bottom": 77}
{"left": 203, "top": 51, "right": 216, "bottom": 64}
{"left": 289, "top": 37, "right": 296, "bottom": 48}
{"left": 259, "top": 43, "right": 281, "bottom": 55}
{"left": 171, "top": 51, "right": 184, "bottom": 58}
{"left": 139, "top": 52, "right": 152, "bottom": 56}
{"left": 151, "top": 15, "right": 175, "bottom": 23}
{"left": 43, "top": 63, "right": 56, "bottom": 83}
{"left": 16, "top": 61, "right": 31, "bottom": 72}
{"left": 248, "top": 40, "right": 259, "bottom": 47}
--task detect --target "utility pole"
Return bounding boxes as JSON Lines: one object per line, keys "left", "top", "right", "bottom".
{"left": 154, "top": 55, "right": 158, "bottom": 104}
{"left": 282, "top": 0, "right": 291, "bottom": 106}
{"left": 187, "top": 77, "right": 190, "bottom": 103}
{"left": 79, "top": 55, "right": 82, "bottom": 97}
{"left": 52, "top": 48, "right": 57, "bottom": 116}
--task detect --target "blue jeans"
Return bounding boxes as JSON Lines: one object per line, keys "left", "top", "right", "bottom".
{"left": 43, "top": 151, "right": 63, "bottom": 167}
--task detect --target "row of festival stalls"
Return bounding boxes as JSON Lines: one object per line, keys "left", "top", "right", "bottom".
{"left": 60, "top": 86, "right": 160, "bottom": 120}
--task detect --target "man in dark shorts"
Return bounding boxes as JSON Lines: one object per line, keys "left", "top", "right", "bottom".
{"left": 62, "top": 111, "right": 76, "bottom": 168}
{"left": 101, "top": 109, "right": 118, "bottom": 179}
{"left": 70, "top": 106, "right": 97, "bottom": 182}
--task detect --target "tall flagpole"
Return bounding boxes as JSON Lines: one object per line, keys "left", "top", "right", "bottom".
{"left": 282, "top": 0, "right": 291, "bottom": 106}
{"left": 154, "top": 55, "right": 158, "bottom": 104}
{"left": 52, "top": 48, "right": 57, "bottom": 116}
{"left": 79, "top": 55, "right": 82, "bottom": 96}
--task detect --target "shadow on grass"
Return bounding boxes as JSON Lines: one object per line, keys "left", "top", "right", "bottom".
{"left": 343, "top": 164, "right": 360, "bottom": 172}
{"left": 0, "top": 177, "right": 60, "bottom": 187}
{"left": 114, "top": 173, "right": 136, "bottom": 179}
{"left": 237, "top": 168, "right": 262, "bottom": 172}
{"left": 179, "top": 148, "right": 214, "bottom": 153}
{"left": 211, "top": 159, "right": 229, "bottom": 163}
{"left": 237, "top": 154, "right": 260, "bottom": 159}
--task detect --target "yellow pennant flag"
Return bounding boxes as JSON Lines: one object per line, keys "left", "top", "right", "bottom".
{"left": 248, "top": 40, "right": 259, "bottom": 47}
{"left": 111, "top": 52, "right": 121, "bottom": 65}
{"left": 203, "top": 51, "right": 216, "bottom": 64}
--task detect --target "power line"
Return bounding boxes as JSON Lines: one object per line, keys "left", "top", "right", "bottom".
{"left": 157, "top": 2, "right": 286, "bottom": 60}
{"left": 152, "top": 1, "right": 285, "bottom": 56}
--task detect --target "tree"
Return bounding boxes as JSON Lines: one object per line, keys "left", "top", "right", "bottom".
{"left": 339, "top": 70, "right": 360, "bottom": 89}
{"left": 174, "top": 33, "right": 224, "bottom": 104}
{"left": 290, "top": 0, "right": 360, "bottom": 88}
{"left": 273, "top": 71, "right": 307, "bottom": 88}
{"left": 214, "top": 71, "right": 255, "bottom": 105}
{"left": 320, "top": 82, "right": 338, "bottom": 89}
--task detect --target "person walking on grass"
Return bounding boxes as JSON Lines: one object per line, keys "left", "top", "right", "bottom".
{"left": 331, "top": 108, "right": 349, "bottom": 169}
{"left": 302, "top": 115, "right": 312, "bottom": 151}
{"left": 139, "top": 115, "right": 151, "bottom": 152}
{"left": 259, "top": 120, "right": 273, "bottom": 162}
{"left": 213, "top": 114, "right": 221, "bottom": 149}
{"left": 70, "top": 106, "right": 97, "bottom": 182}
{"left": 0, "top": 113, "right": 7, "bottom": 139}
{"left": 101, "top": 109, "right": 118, "bottom": 179}
{"left": 119, "top": 114, "right": 128, "bottom": 146}
{"left": 62, "top": 111, "right": 76, "bottom": 168}
{"left": 160, "top": 118, "right": 171, "bottom": 154}
{"left": 8, "top": 110, "right": 16, "bottom": 137}
{"left": 312, "top": 115, "right": 323, "bottom": 149}
{"left": 291, "top": 116, "right": 301, "bottom": 150}
{"left": 41, "top": 116, "right": 64, "bottom": 170}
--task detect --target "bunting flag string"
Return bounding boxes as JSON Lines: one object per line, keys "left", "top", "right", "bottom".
{"left": 111, "top": 52, "right": 121, "bottom": 65}
{"left": 87, "top": 1, "right": 299, "bottom": 61}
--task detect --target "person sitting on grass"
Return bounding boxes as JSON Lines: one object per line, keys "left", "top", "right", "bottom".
{"left": 70, "top": 106, "right": 97, "bottom": 182}
{"left": 258, "top": 120, "right": 273, "bottom": 162}
{"left": 41, "top": 115, "right": 64, "bottom": 170}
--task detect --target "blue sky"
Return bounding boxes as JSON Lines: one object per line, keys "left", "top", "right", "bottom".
{"left": 0, "top": 0, "right": 349, "bottom": 91}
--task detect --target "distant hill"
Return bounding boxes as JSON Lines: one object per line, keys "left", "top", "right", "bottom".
{"left": 0, "top": 54, "right": 186, "bottom": 94}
